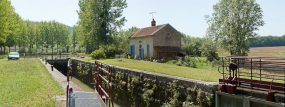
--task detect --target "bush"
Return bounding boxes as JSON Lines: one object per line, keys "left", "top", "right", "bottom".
{"left": 0, "top": 55, "right": 7, "bottom": 59}
{"left": 90, "top": 50, "right": 106, "bottom": 59}
{"left": 100, "top": 45, "right": 117, "bottom": 58}
{"left": 123, "top": 52, "right": 128, "bottom": 58}
{"left": 201, "top": 40, "right": 219, "bottom": 62}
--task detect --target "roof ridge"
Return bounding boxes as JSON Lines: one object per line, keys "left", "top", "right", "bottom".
{"left": 130, "top": 24, "right": 168, "bottom": 38}
{"left": 151, "top": 24, "right": 168, "bottom": 35}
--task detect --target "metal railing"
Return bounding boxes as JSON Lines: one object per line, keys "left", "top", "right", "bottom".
{"left": 66, "top": 59, "right": 73, "bottom": 107}
{"left": 218, "top": 56, "right": 285, "bottom": 101}
{"left": 37, "top": 53, "right": 71, "bottom": 60}
{"left": 95, "top": 61, "right": 114, "bottom": 107}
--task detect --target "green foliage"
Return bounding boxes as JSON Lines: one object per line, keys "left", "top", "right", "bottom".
{"left": 249, "top": 35, "right": 285, "bottom": 47}
{"left": 201, "top": 40, "right": 219, "bottom": 62}
{"left": 90, "top": 50, "right": 106, "bottom": 59}
{"left": 114, "top": 27, "right": 139, "bottom": 54}
{"left": 205, "top": 0, "right": 265, "bottom": 56}
{"left": 0, "top": 0, "right": 13, "bottom": 46}
{"left": 77, "top": 0, "right": 127, "bottom": 53}
{"left": 182, "top": 41, "right": 203, "bottom": 56}
{"left": 100, "top": 45, "right": 117, "bottom": 58}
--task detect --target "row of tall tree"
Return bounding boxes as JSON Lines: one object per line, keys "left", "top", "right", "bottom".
{"left": 35, "top": 21, "right": 70, "bottom": 54}
{"left": 248, "top": 35, "right": 285, "bottom": 47}
{"left": 0, "top": 0, "right": 70, "bottom": 54}
{"left": 0, "top": 0, "right": 24, "bottom": 54}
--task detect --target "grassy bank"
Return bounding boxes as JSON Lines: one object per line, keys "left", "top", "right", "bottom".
{"left": 0, "top": 59, "right": 64, "bottom": 106}
{"left": 79, "top": 57, "right": 221, "bottom": 82}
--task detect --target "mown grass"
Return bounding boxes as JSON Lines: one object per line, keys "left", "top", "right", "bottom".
{"left": 79, "top": 57, "right": 221, "bottom": 82}
{"left": 0, "top": 59, "right": 64, "bottom": 106}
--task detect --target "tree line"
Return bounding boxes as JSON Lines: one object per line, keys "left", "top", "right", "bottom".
{"left": 0, "top": 0, "right": 70, "bottom": 54}
{"left": 248, "top": 35, "right": 285, "bottom": 47}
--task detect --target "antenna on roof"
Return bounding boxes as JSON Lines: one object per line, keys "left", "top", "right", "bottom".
{"left": 149, "top": 12, "right": 156, "bottom": 19}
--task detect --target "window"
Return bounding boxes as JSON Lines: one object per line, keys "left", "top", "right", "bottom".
{"left": 166, "top": 32, "right": 171, "bottom": 37}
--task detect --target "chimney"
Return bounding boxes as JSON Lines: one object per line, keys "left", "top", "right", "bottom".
{"left": 151, "top": 19, "right": 156, "bottom": 26}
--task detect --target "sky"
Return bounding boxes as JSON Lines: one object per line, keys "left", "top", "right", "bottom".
{"left": 10, "top": 0, "right": 285, "bottom": 38}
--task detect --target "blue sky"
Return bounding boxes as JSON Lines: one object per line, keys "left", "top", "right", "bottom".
{"left": 11, "top": 0, "right": 285, "bottom": 37}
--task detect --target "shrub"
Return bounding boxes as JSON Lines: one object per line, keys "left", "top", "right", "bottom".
{"left": 201, "top": 40, "right": 219, "bottom": 62}
{"left": 90, "top": 50, "right": 106, "bottom": 59}
{"left": 123, "top": 52, "right": 128, "bottom": 58}
{"left": 100, "top": 45, "right": 117, "bottom": 58}
{"left": 0, "top": 55, "right": 7, "bottom": 59}
{"left": 176, "top": 62, "right": 182, "bottom": 66}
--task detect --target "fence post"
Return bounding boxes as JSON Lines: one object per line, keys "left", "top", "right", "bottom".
{"left": 251, "top": 58, "right": 253, "bottom": 89}
{"left": 259, "top": 57, "right": 261, "bottom": 81}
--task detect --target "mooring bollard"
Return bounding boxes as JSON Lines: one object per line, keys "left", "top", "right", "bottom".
{"left": 51, "top": 65, "right": 54, "bottom": 71}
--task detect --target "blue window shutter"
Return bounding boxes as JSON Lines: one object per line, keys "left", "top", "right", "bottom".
{"left": 130, "top": 45, "right": 135, "bottom": 55}
{"left": 147, "top": 44, "right": 150, "bottom": 56}
{"left": 130, "top": 46, "right": 132, "bottom": 55}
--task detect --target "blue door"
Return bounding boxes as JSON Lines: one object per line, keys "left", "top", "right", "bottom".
{"left": 141, "top": 48, "right": 144, "bottom": 59}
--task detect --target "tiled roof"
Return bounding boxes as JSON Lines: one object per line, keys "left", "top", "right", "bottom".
{"left": 130, "top": 24, "right": 167, "bottom": 38}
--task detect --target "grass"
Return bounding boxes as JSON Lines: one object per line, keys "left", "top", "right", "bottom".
{"left": 0, "top": 59, "right": 64, "bottom": 106}
{"left": 79, "top": 57, "right": 221, "bottom": 82}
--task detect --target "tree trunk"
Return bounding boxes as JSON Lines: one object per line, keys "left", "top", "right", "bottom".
{"left": 73, "top": 46, "right": 75, "bottom": 54}
{"left": 57, "top": 43, "right": 58, "bottom": 54}
{"left": 42, "top": 46, "right": 44, "bottom": 53}
{"left": 35, "top": 43, "right": 37, "bottom": 54}
{"left": 4, "top": 46, "right": 6, "bottom": 54}
{"left": 14, "top": 45, "right": 16, "bottom": 52}
{"left": 52, "top": 46, "right": 53, "bottom": 60}
{"left": 1, "top": 46, "right": 2, "bottom": 54}
{"left": 9, "top": 47, "right": 10, "bottom": 53}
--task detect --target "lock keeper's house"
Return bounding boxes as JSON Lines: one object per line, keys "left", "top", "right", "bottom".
{"left": 129, "top": 19, "right": 186, "bottom": 60}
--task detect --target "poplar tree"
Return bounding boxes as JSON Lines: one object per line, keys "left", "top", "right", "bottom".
{"left": 77, "top": 0, "right": 127, "bottom": 53}
{"left": 0, "top": 0, "right": 13, "bottom": 54}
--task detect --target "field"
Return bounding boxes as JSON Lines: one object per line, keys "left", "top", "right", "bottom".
{"left": 218, "top": 46, "right": 285, "bottom": 57}
{"left": 249, "top": 46, "right": 285, "bottom": 57}
{"left": 0, "top": 59, "right": 64, "bottom": 106}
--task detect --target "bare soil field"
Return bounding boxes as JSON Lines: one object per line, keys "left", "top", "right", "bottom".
{"left": 249, "top": 46, "right": 285, "bottom": 57}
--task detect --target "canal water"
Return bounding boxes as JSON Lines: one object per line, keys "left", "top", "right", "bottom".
{"left": 71, "top": 77, "right": 121, "bottom": 107}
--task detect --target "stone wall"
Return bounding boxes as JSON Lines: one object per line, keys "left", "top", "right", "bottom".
{"left": 70, "top": 58, "right": 219, "bottom": 107}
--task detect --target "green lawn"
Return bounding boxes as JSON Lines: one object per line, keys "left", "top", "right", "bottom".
{"left": 79, "top": 57, "right": 222, "bottom": 82}
{"left": 0, "top": 59, "right": 64, "bottom": 106}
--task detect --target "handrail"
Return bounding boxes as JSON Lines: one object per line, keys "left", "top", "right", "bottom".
{"left": 218, "top": 57, "right": 285, "bottom": 95}
{"left": 66, "top": 59, "right": 73, "bottom": 107}
{"left": 95, "top": 60, "right": 114, "bottom": 107}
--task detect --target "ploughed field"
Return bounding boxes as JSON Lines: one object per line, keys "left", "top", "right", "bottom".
{"left": 249, "top": 46, "right": 285, "bottom": 57}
